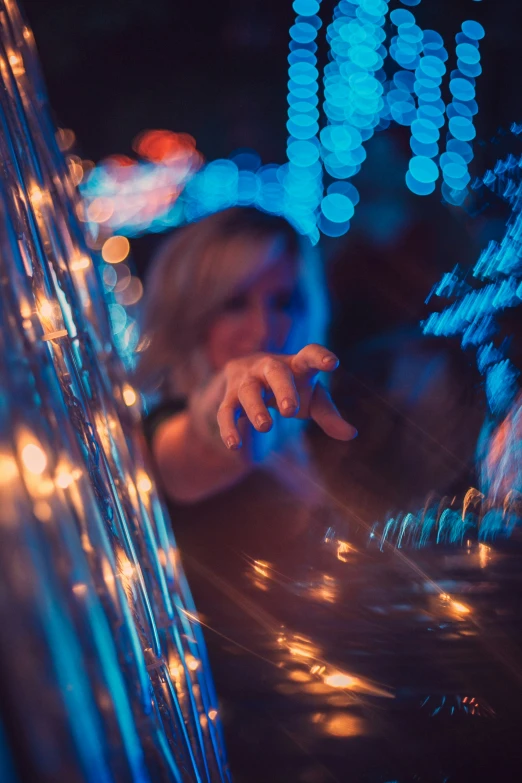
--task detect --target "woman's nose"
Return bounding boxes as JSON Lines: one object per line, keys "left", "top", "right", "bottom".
{"left": 243, "top": 304, "right": 271, "bottom": 350}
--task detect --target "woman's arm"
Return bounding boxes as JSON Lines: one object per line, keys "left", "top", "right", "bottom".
{"left": 152, "top": 344, "right": 356, "bottom": 504}
{"left": 151, "top": 372, "right": 252, "bottom": 503}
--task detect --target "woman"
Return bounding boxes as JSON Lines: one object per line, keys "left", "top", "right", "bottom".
{"left": 138, "top": 206, "right": 355, "bottom": 508}
{"left": 137, "top": 207, "right": 356, "bottom": 781}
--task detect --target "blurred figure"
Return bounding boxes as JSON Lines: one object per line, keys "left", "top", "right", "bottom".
{"left": 138, "top": 206, "right": 354, "bottom": 508}
{"left": 136, "top": 207, "right": 357, "bottom": 780}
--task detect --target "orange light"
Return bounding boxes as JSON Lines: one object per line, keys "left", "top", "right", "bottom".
{"left": 451, "top": 601, "right": 471, "bottom": 615}
{"left": 71, "top": 255, "right": 90, "bottom": 271}
{"left": 102, "top": 235, "right": 130, "bottom": 264}
{"left": 39, "top": 300, "right": 53, "bottom": 318}
{"left": 21, "top": 443, "right": 47, "bottom": 475}
{"left": 324, "top": 672, "right": 356, "bottom": 689}
{"left": 0, "top": 455, "right": 18, "bottom": 485}
{"left": 55, "top": 470, "right": 74, "bottom": 489}
{"left": 137, "top": 474, "right": 152, "bottom": 493}
{"left": 186, "top": 656, "right": 200, "bottom": 671}
{"left": 122, "top": 384, "right": 137, "bottom": 407}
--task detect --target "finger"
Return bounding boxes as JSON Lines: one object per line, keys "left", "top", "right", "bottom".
{"left": 237, "top": 378, "right": 273, "bottom": 432}
{"left": 217, "top": 397, "right": 242, "bottom": 449}
{"left": 262, "top": 358, "right": 300, "bottom": 417}
{"left": 310, "top": 383, "right": 357, "bottom": 441}
{"left": 288, "top": 344, "right": 339, "bottom": 378}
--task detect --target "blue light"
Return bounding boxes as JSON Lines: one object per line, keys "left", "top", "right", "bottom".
{"left": 417, "top": 104, "right": 445, "bottom": 127}
{"left": 398, "top": 23, "right": 423, "bottom": 43}
{"left": 321, "top": 192, "right": 355, "bottom": 222}
{"left": 390, "top": 9, "right": 415, "bottom": 25}
{"left": 449, "top": 77, "right": 476, "bottom": 101}
{"left": 411, "top": 118, "right": 439, "bottom": 144}
{"left": 293, "top": 0, "right": 321, "bottom": 13}
{"left": 290, "top": 22, "right": 320, "bottom": 44}
{"left": 456, "top": 43, "right": 480, "bottom": 65}
{"left": 327, "top": 180, "right": 360, "bottom": 204}
{"left": 447, "top": 138, "right": 473, "bottom": 162}
{"left": 288, "top": 139, "right": 320, "bottom": 166}
{"left": 461, "top": 20, "right": 485, "bottom": 40}
{"left": 457, "top": 60, "right": 482, "bottom": 78}
{"left": 409, "top": 155, "right": 439, "bottom": 183}
{"left": 449, "top": 115, "right": 476, "bottom": 141}
{"left": 418, "top": 55, "right": 446, "bottom": 78}
{"left": 410, "top": 137, "right": 438, "bottom": 158}
{"left": 405, "top": 171, "right": 435, "bottom": 195}
{"left": 318, "top": 214, "right": 351, "bottom": 237}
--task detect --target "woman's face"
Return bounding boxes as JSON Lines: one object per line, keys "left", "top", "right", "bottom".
{"left": 205, "top": 248, "right": 300, "bottom": 371}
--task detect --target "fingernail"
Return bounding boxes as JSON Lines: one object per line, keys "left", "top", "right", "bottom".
{"left": 255, "top": 414, "right": 270, "bottom": 429}
{"left": 226, "top": 437, "right": 238, "bottom": 450}
{"left": 281, "top": 398, "right": 296, "bottom": 412}
{"left": 322, "top": 353, "right": 338, "bottom": 366}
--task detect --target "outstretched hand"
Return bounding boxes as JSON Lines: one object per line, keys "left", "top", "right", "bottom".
{"left": 216, "top": 344, "right": 357, "bottom": 449}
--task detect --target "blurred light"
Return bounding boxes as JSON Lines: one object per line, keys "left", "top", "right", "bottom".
{"left": 122, "top": 384, "right": 137, "bottom": 407}
{"left": 324, "top": 672, "right": 356, "bottom": 689}
{"left": 56, "top": 127, "right": 76, "bottom": 151}
{"left": 102, "top": 236, "right": 130, "bottom": 264}
{"left": 186, "top": 656, "right": 200, "bottom": 672}
{"left": 116, "top": 278, "right": 143, "bottom": 306}
{"left": 87, "top": 197, "right": 114, "bottom": 223}
{"left": 0, "top": 455, "right": 18, "bottom": 485}
{"left": 137, "top": 473, "right": 153, "bottom": 493}
{"left": 21, "top": 443, "right": 47, "bottom": 475}
{"left": 56, "top": 469, "right": 74, "bottom": 489}
{"left": 462, "top": 20, "right": 485, "bottom": 40}
{"left": 70, "top": 255, "right": 90, "bottom": 271}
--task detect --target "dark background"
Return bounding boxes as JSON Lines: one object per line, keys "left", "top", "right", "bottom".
{"left": 23, "top": 0, "right": 522, "bottom": 169}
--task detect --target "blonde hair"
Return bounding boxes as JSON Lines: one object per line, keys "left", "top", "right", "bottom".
{"left": 136, "top": 207, "right": 327, "bottom": 398}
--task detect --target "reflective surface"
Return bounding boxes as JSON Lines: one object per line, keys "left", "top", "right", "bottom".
{"left": 176, "top": 476, "right": 522, "bottom": 783}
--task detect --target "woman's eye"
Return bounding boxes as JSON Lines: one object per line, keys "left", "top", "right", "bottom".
{"left": 223, "top": 294, "right": 248, "bottom": 312}
{"left": 272, "top": 290, "right": 302, "bottom": 312}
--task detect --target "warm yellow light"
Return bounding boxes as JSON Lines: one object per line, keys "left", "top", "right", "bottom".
{"left": 451, "top": 601, "right": 471, "bottom": 615}
{"left": 8, "top": 52, "right": 25, "bottom": 76}
{"left": 0, "top": 455, "right": 18, "bottom": 485}
{"left": 71, "top": 255, "right": 90, "bottom": 271}
{"left": 33, "top": 501, "right": 52, "bottom": 522}
{"left": 29, "top": 186, "right": 44, "bottom": 205}
{"left": 21, "top": 443, "right": 47, "bottom": 475}
{"left": 289, "top": 646, "right": 313, "bottom": 658}
{"left": 324, "top": 672, "right": 356, "bottom": 689}
{"left": 102, "top": 235, "right": 130, "bottom": 264}
{"left": 186, "top": 656, "right": 200, "bottom": 671}
{"left": 137, "top": 473, "right": 152, "bottom": 493}
{"left": 122, "top": 384, "right": 137, "bottom": 406}
{"left": 208, "top": 709, "right": 218, "bottom": 721}
{"left": 336, "top": 540, "right": 354, "bottom": 562}
{"left": 120, "top": 561, "right": 134, "bottom": 579}
{"left": 39, "top": 301, "right": 53, "bottom": 318}
{"left": 479, "top": 543, "right": 491, "bottom": 569}
{"left": 55, "top": 470, "right": 74, "bottom": 489}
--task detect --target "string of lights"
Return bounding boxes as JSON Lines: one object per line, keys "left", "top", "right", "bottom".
{"left": 80, "top": 0, "right": 486, "bottom": 243}
{"left": 0, "top": 1, "right": 228, "bottom": 779}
